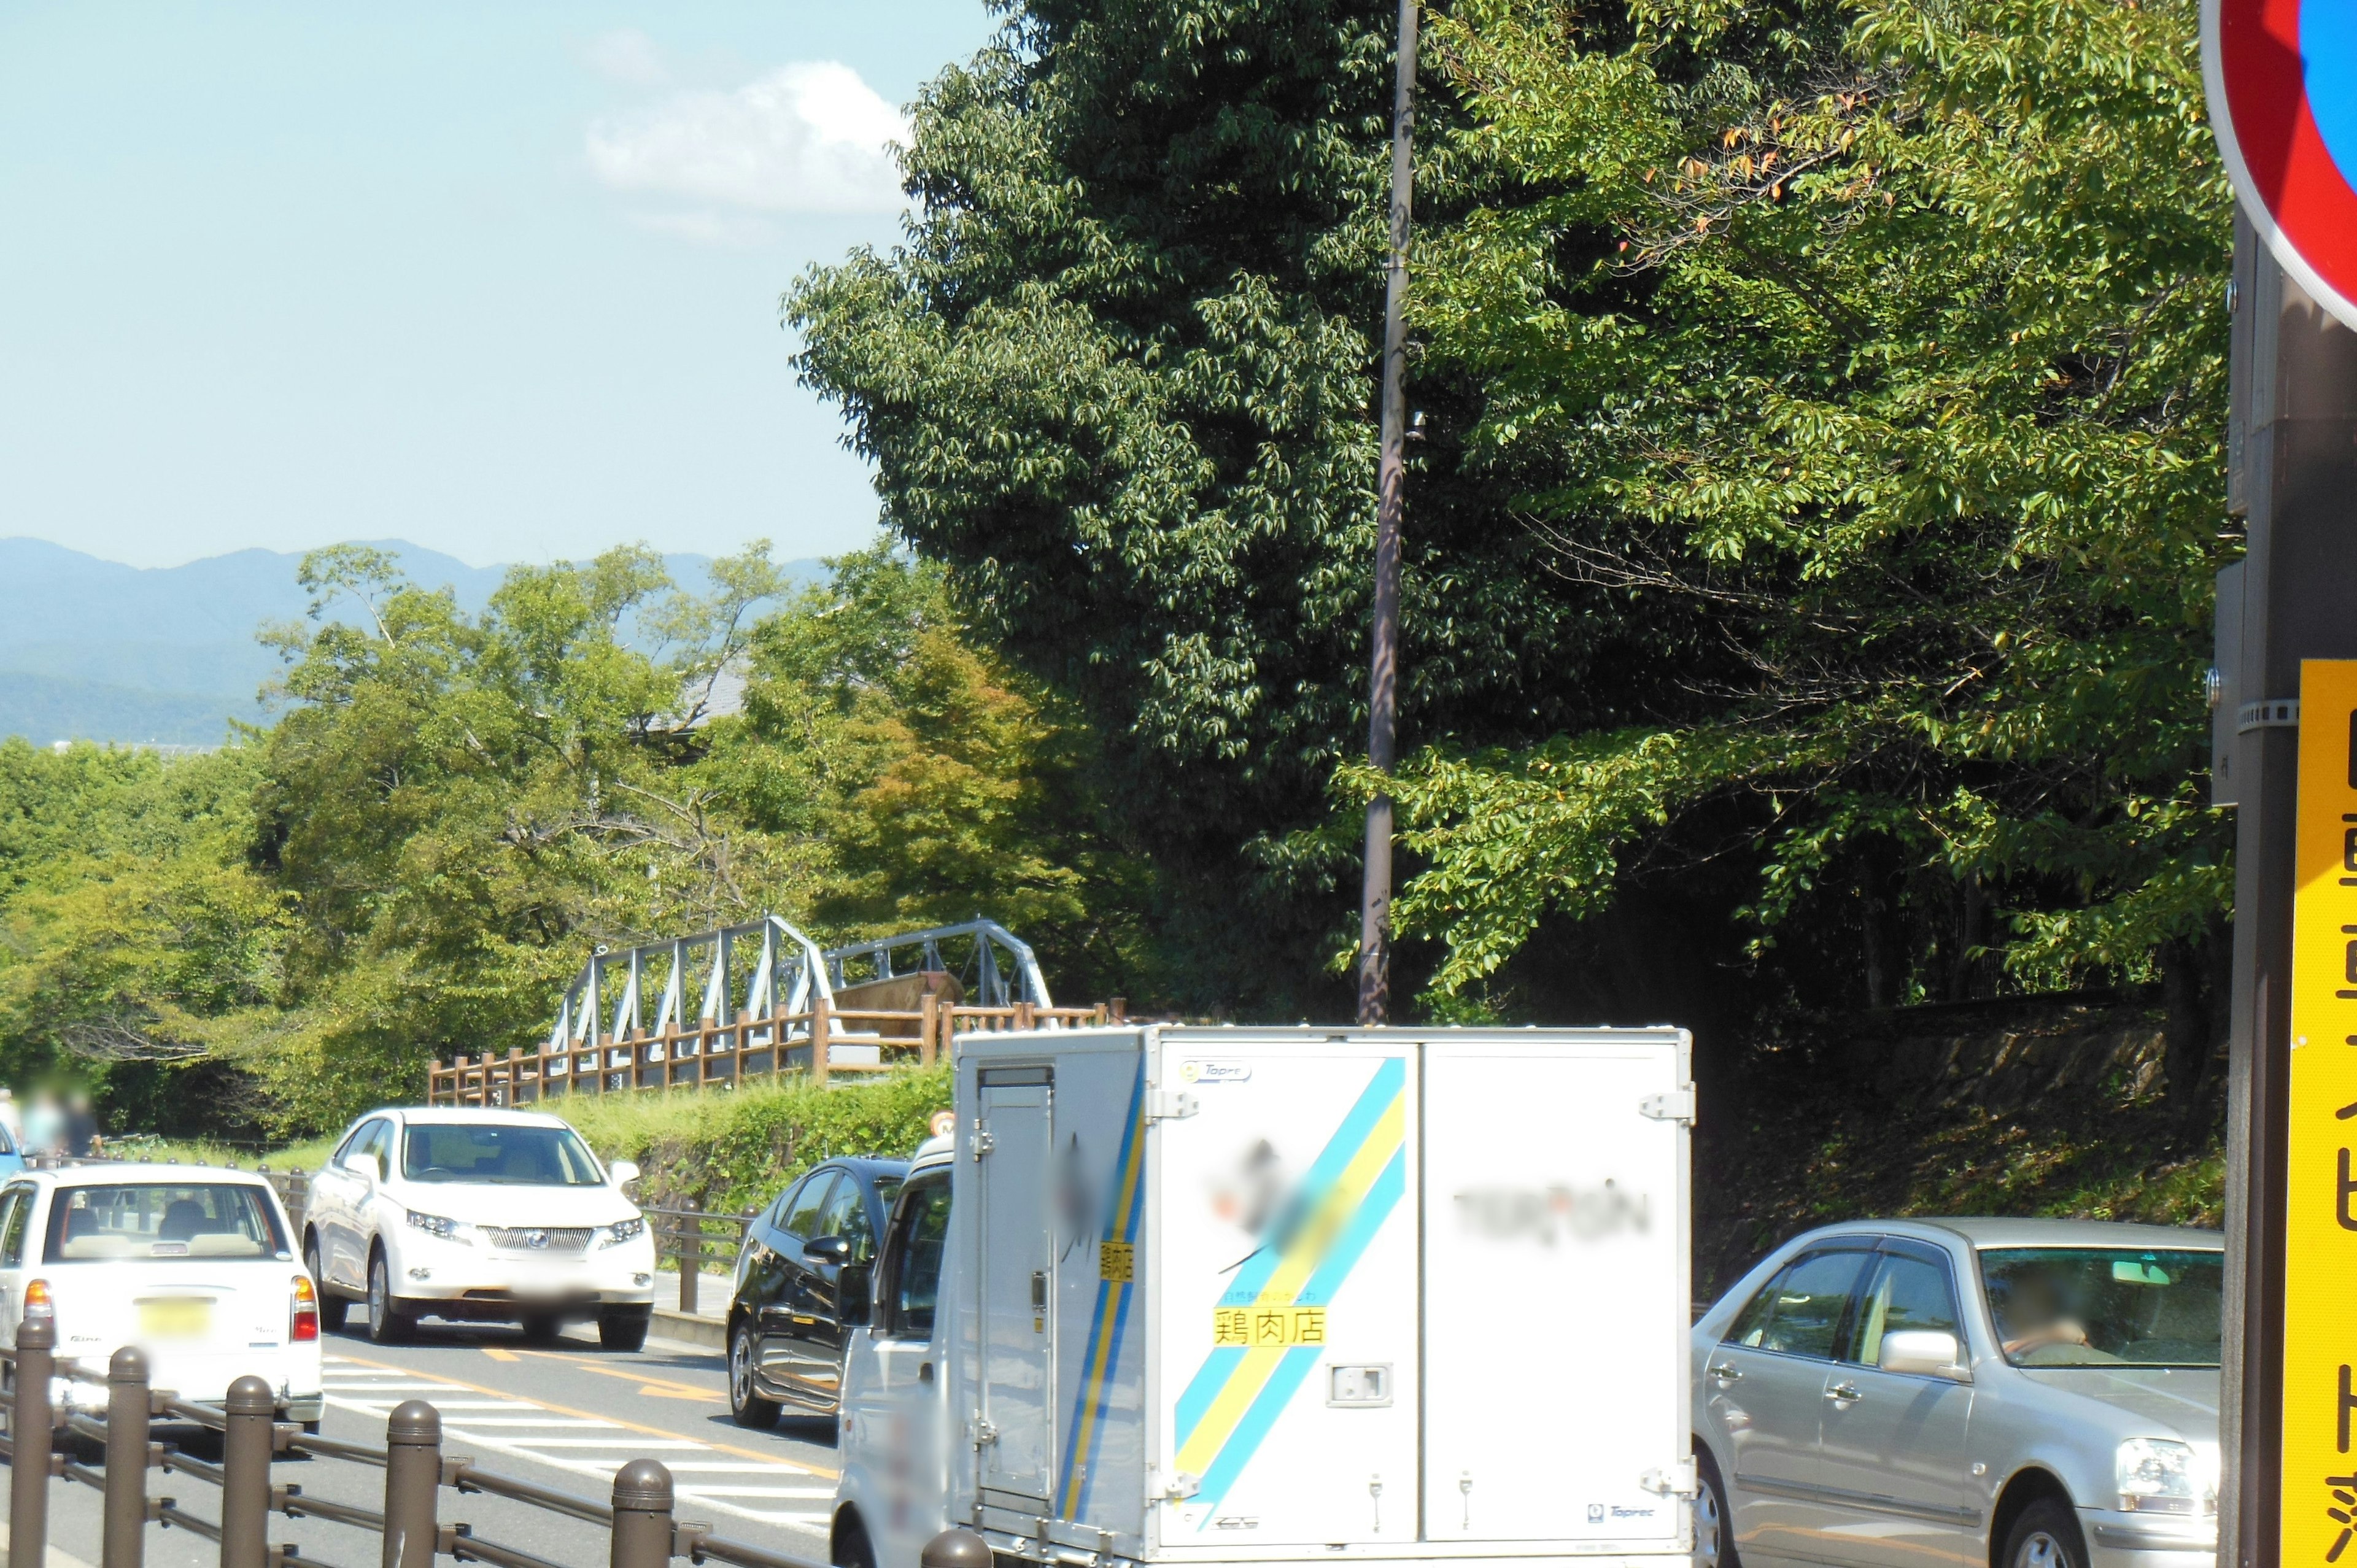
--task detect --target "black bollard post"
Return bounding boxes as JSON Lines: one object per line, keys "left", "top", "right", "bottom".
{"left": 610, "top": 1460, "right": 675, "bottom": 1568}
{"left": 103, "top": 1346, "right": 150, "bottom": 1568}
{"left": 10, "top": 1309, "right": 55, "bottom": 1568}
{"left": 382, "top": 1402, "right": 441, "bottom": 1568}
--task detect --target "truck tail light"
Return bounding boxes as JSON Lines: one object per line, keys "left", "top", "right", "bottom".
{"left": 23, "top": 1278, "right": 53, "bottom": 1319}
{"left": 291, "top": 1275, "right": 319, "bottom": 1343}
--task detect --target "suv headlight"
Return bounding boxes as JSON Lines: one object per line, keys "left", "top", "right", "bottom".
{"left": 2118, "top": 1438, "right": 2207, "bottom": 1514}
{"left": 598, "top": 1217, "right": 646, "bottom": 1249}
{"left": 406, "top": 1210, "right": 474, "bottom": 1243}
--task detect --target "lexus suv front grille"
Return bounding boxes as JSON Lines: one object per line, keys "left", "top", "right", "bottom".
{"left": 482, "top": 1226, "right": 592, "bottom": 1253}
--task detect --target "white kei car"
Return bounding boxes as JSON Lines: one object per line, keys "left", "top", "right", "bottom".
{"left": 302, "top": 1106, "right": 657, "bottom": 1349}
{"left": 0, "top": 1164, "right": 325, "bottom": 1424}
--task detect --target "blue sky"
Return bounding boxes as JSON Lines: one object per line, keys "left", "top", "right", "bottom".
{"left": 0, "top": 2, "right": 996, "bottom": 569}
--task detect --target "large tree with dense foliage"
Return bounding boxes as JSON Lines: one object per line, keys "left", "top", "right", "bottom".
{"left": 786, "top": 0, "right": 1695, "bottom": 1010}
{"left": 1360, "top": 0, "right": 2232, "bottom": 1077}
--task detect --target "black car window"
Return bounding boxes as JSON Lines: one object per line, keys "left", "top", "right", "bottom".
{"left": 883, "top": 1172, "right": 951, "bottom": 1337}
{"left": 781, "top": 1172, "right": 839, "bottom": 1241}
{"left": 818, "top": 1178, "right": 875, "bottom": 1261}
{"left": 1725, "top": 1249, "right": 1871, "bottom": 1360}
{"left": 1847, "top": 1252, "right": 1961, "bottom": 1367}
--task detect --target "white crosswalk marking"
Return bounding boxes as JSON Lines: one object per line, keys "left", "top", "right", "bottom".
{"left": 320, "top": 1355, "right": 831, "bottom": 1532}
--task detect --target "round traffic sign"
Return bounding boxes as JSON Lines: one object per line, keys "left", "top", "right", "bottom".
{"left": 2208, "top": 0, "right": 2357, "bottom": 326}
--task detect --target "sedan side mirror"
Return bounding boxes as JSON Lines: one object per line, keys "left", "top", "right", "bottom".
{"left": 609, "top": 1159, "right": 640, "bottom": 1188}
{"left": 803, "top": 1234, "right": 853, "bottom": 1265}
{"left": 838, "top": 1262, "right": 872, "bottom": 1327}
{"left": 1879, "top": 1329, "right": 1968, "bottom": 1380}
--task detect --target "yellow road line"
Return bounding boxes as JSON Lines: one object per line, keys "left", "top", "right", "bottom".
{"left": 335, "top": 1351, "right": 837, "bottom": 1478}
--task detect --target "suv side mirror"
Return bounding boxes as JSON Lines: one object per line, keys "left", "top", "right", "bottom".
{"left": 839, "top": 1262, "right": 872, "bottom": 1327}
{"left": 1879, "top": 1329, "right": 1968, "bottom": 1380}
{"left": 803, "top": 1234, "right": 853, "bottom": 1265}
{"left": 609, "top": 1159, "right": 640, "bottom": 1188}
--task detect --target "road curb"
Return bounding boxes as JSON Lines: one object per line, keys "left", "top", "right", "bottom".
{"left": 0, "top": 1515, "right": 98, "bottom": 1568}
{"left": 652, "top": 1307, "right": 724, "bottom": 1350}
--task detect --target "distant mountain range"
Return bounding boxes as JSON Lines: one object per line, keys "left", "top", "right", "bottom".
{"left": 0, "top": 539, "right": 823, "bottom": 746}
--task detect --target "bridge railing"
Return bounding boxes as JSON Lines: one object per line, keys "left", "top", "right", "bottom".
{"left": 425, "top": 997, "right": 1123, "bottom": 1105}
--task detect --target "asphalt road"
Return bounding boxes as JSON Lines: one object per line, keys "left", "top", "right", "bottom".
{"left": 17, "top": 1316, "right": 843, "bottom": 1568}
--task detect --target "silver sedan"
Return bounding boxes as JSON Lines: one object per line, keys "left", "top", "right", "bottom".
{"left": 1691, "top": 1219, "right": 2220, "bottom": 1568}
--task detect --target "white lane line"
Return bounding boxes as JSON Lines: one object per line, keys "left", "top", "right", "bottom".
{"left": 659, "top": 1464, "right": 806, "bottom": 1473}
{"left": 443, "top": 1418, "right": 622, "bottom": 1429}
{"left": 496, "top": 1438, "right": 710, "bottom": 1449}
{"left": 335, "top": 1400, "right": 535, "bottom": 1411}
{"left": 675, "top": 1487, "right": 835, "bottom": 1500}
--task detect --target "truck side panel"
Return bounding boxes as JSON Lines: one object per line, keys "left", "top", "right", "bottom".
{"left": 1154, "top": 1043, "right": 1421, "bottom": 1549}
{"left": 1422, "top": 1037, "right": 1690, "bottom": 1546}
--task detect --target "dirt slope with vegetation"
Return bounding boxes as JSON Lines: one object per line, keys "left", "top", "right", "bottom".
{"left": 1695, "top": 997, "right": 2224, "bottom": 1297}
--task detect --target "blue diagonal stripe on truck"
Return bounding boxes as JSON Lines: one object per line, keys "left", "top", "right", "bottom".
{"left": 1172, "top": 1059, "right": 1405, "bottom": 1448}
{"left": 1056, "top": 1064, "right": 1148, "bottom": 1519}
{"left": 1188, "top": 1146, "right": 1407, "bottom": 1525}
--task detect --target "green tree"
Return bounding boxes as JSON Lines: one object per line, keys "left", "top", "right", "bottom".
{"left": 788, "top": 0, "right": 1672, "bottom": 1011}
{"left": 1357, "top": 0, "right": 2231, "bottom": 1079}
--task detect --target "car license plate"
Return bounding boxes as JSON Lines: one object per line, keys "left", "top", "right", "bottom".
{"left": 137, "top": 1299, "right": 211, "bottom": 1339}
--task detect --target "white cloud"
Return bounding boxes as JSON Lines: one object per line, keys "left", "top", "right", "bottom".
{"left": 584, "top": 28, "right": 670, "bottom": 88}
{"left": 626, "top": 210, "right": 776, "bottom": 248}
{"left": 586, "top": 61, "right": 905, "bottom": 218}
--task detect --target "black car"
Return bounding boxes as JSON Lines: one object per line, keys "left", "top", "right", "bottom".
{"left": 727, "top": 1156, "right": 908, "bottom": 1426}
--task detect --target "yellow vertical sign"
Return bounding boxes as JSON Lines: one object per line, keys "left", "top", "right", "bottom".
{"left": 2284, "top": 660, "right": 2357, "bottom": 1566}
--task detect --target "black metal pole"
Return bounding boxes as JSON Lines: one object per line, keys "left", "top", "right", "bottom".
{"left": 10, "top": 1312, "right": 54, "bottom": 1568}
{"left": 103, "top": 1347, "right": 150, "bottom": 1568}
{"left": 2218, "top": 215, "right": 2357, "bottom": 1568}
{"left": 608, "top": 1460, "right": 674, "bottom": 1568}
{"left": 218, "top": 1376, "right": 274, "bottom": 1568}
{"left": 1357, "top": 0, "right": 1418, "bottom": 1027}
{"left": 382, "top": 1401, "right": 441, "bottom": 1568}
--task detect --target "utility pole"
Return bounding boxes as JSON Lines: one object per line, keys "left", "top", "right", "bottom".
{"left": 2217, "top": 213, "right": 2357, "bottom": 1568}
{"left": 1358, "top": 0, "right": 1417, "bottom": 1027}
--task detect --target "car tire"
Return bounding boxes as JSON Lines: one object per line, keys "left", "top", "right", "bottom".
{"left": 2003, "top": 1497, "right": 2089, "bottom": 1568}
{"left": 1695, "top": 1450, "right": 1738, "bottom": 1568}
{"left": 599, "top": 1308, "right": 651, "bottom": 1353}
{"left": 831, "top": 1510, "right": 877, "bottom": 1568}
{"left": 730, "top": 1322, "right": 781, "bottom": 1428}
{"left": 366, "top": 1250, "right": 415, "bottom": 1345}
{"left": 305, "top": 1238, "right": 349, "bottom": 1334}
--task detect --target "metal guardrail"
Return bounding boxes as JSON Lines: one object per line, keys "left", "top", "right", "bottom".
{"left": 0, "top": 1315, "right": 826, "bottom": 1568}
{"left": 641, "top": 1208, "right": 755, "bottom": 1316}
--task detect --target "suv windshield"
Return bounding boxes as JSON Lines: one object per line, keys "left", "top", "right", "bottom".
{"left": 404, "top": 1124, "right": 605, "bottom": 1186}
{"left": 1981, "top": 1247, "right": 2223, "bottom": 1367}
{"left": 45, "top": 1183, "right": 287, "bottom": 1262}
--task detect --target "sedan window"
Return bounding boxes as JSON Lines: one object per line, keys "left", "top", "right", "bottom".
{"left": 0, "top": 1188, "right": 29, "bottom": 1266}
{"left": 1981, "top": 1247, "right": 2223, "bottom": 1367}
{"left": 1848, "top": 1252, "right": 1960, "bottom": 1367}
{"left": 45, "top": 1183, "right": 286, "bottom": 1262}
{"left": 781, "top": 1172, "right": 839, "bottom": 1240}
{"left": 819, "top": 1177, "right": 875, "bottom": 1261}
{"left": 1726, "top": 1249, "right": 1870, "bottom": 1359}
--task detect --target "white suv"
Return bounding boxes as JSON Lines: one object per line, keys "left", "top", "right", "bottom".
{"left": 303, "top": 1106, "right": 657, "bottom": 1350}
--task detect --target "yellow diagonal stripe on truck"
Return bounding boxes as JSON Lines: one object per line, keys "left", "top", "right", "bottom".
{"left": 1172, "top": 1096, "right": 1404, "bottom": 1477}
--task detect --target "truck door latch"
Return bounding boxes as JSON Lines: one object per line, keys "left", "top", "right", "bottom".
{"left": 1639, "top": 1088, "right": 1697, "bottom": 1124}
{"left": 1152, "top": 1470, "right": 1201, "bottom": 1501}
{"left": 971, "top": 1130, "right": 995, "bottom": 1158}
{"left": 973, "top": 1418, "right": 999, "bottom": 1448}
{"left": 1641, "top": 1462, "right": 1698, "bottom": 1497}
{"left": 1145, "top": 1091, "right": 1198, "bottom": 1123}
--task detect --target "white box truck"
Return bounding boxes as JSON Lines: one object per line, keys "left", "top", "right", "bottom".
{"left": 832, "top": 1025, "right": 1695, "bottom": 1568}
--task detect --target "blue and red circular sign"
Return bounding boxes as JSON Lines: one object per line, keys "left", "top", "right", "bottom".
{"left": 2208, "top": 0, "right": 2357, "bottom": 324}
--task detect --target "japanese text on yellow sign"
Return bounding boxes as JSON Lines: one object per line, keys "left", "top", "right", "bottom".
{"left": 2284, "top": 660, "right": 2357, "bottom": 1565}
{"left": 1098, "top": 1242, "right": 1134, "bottom": 1283}
{"left": 1212, "top": 1306, "right": 1326, "bottom": 1348}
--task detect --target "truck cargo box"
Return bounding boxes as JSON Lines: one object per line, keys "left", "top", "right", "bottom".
{"left": 945, "top": 1025, "right": 1694, "bottom": 1566}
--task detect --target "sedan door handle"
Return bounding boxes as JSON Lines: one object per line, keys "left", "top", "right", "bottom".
{"left": 1825, "top": 1382, "right": 1861, "bottom": 1402}
{"left": 1708, "top": 1362, "right": 1743, "bottom": 1383}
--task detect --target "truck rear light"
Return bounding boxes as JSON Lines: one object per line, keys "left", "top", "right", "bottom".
{"left": 291, "top": 1275, "right": 319, "bottom": 1342}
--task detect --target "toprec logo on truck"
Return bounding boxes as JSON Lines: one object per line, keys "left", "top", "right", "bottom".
{"left": 1178, "top": 1059, "right": 1251, "bottom": 1083}
{"left": 1453, "top": 1180, "right": 1651, "bottom": 1243}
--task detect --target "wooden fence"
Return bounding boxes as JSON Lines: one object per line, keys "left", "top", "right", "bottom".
{"left": 425, "top": 997, "right": 1125, "bottom": 1106}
